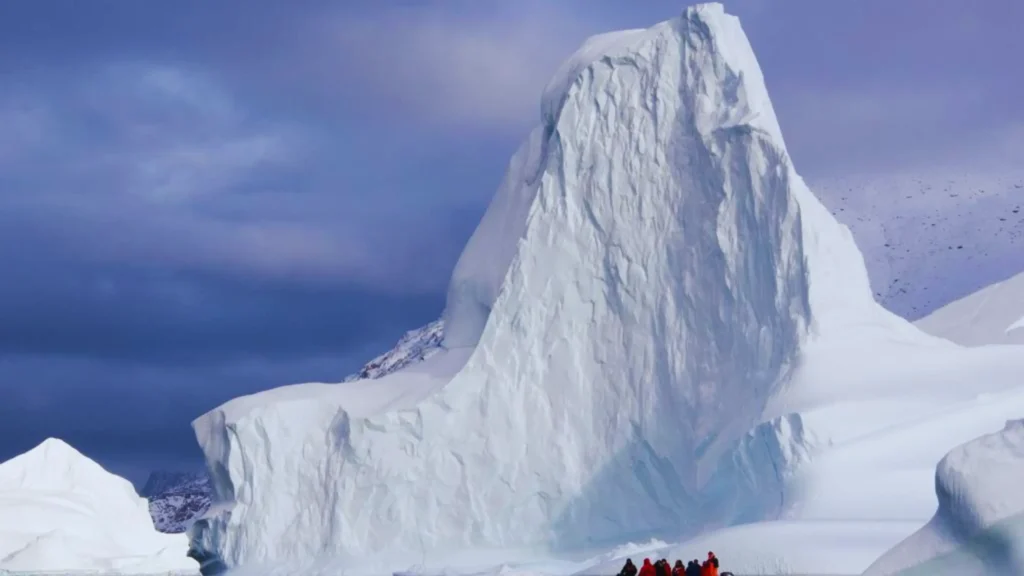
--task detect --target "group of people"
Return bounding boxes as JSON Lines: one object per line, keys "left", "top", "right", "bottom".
{"left": 617, "top": 552, "right": 726, "bottom": 576}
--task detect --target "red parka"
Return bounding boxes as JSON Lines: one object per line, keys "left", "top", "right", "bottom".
{"left": 638, "top": 558, "right": 656, "bottom": 576}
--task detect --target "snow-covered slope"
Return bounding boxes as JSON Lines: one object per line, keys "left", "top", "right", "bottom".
{"left": 143, "top": 471, "right": 212, "bottom": 534}
{"left": 811, "top": 170, "right": 1024, "bottom": 319}
{"left": 0, "top": 438, "right": 197, "bottom": 574}
{"left": 187, "top": 4, "right": 1024, "bottom": 575}
{"left": 913, "top": 270, "right": 1024, "bottom": 346}
{"left": 863, "top": 419, "right": 1024, "bottom": 576}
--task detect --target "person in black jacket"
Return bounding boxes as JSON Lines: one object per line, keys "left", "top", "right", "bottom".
{"left": 617, "top": 558, "right": 638, "bottom": 576}
{"left": 685, "top": 559, "right": 701, "bottom": 576}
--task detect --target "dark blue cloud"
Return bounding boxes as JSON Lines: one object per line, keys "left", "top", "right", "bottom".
{"left": 2, "top": 0, "right": 1023, "bottom": 484}
{"left": 0, "top": 263, "right": 442, "bottom": 364}
{"left": 0, "top": 0, "right": 500, "bottom": 478}
{"left": 0, "top": 352, "right": 368, "bottom": 486}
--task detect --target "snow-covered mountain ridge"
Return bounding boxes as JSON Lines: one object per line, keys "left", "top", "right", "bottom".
{"left": 185, "top": 4, "right": 1024, "bottom": 575}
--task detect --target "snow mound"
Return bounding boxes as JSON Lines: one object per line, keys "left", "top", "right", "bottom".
{"left": 915, "top": 270, "right": 1024, "bottom": 346}
{"left": 863, "top": 419, "right": 1024, "bottom": 576}
{"left": 187, "top": 3, "right": 1024, "bottom": 575}
{"left": 0, "top": 438, "right": 197, "bottom": 574}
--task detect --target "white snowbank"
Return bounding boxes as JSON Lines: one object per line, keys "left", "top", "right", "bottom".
{"left": 915, "top": 270, "right": 1024, "bottom": 345}
{"left": 0, "top": 438, "right": 196, "bottom": 574}
{"left": 187, "top": 3, "right": 1024, "bottom": 575}
{"left": 862, "top": 419, "right": 1024, "bottom": 576}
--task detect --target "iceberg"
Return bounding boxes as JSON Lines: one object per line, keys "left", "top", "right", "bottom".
{"left": 0, "top": 438, "right": 197, "bottom": 574}
{"left": 187, "top": 3, "right": 1024, "bottom": 575}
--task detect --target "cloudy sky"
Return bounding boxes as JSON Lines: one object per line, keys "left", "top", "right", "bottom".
{"left": 1, "top": 0, "right": 1022, "bottom": 484}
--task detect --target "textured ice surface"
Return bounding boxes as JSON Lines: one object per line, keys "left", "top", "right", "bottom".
{"left": 915, "top": 270, "right": 1024, "bottom": 346}
{"left": 0, "top": 438, "right": 196, "bottom": 574}
{"left": 863, "top": 420, "right": 1024, "bottom": 576}
{"left": 188, "top": 4, "right": 1024, "bottom": 575}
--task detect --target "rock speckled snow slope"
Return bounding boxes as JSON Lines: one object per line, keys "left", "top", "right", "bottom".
{"left": 343, "top": 319, "right": 445, "bottom": 381}
{"left": 914, "top": 270, "right": 1024, "bottom": 346}
{"left": 144, "top": 471, "right": 212, "bottom": 534}
{"left": 863, "top": 420, "right": 1024, "bottom": 576}
{"left": 811, "top": 170, "right": 1024, "bottom": 318}
{"left": 188, "top": 4, "right": 1024, "bottom": 575}
{"left": 0, "top": 438, "right": 197, "bottom": 574}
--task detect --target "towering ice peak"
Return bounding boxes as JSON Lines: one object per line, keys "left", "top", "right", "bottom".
{"left": 190, "top": 4, "right": 901, "bottom": 573}
{"left": 442, "top": 3, "right": 877, "bottom": 352}
{"left": 538, "top": 4, "right": 784, "bottom": 145}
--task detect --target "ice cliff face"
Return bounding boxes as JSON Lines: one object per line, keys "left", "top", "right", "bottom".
{"left": 863, "top": 420, "right": 1024, "bottom": 576}
{"left": 189, "top": 3, "right": 888, "bottom": 573}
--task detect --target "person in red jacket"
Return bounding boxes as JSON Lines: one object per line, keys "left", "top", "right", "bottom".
{"left": 701, "top": 551, "right": 719, "bottom": 576}
{"left": 638, "top": 558, "right": 656, "bottom": 576}
{"left": 672, "top": 559, "right": 686, "bottom": 576}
